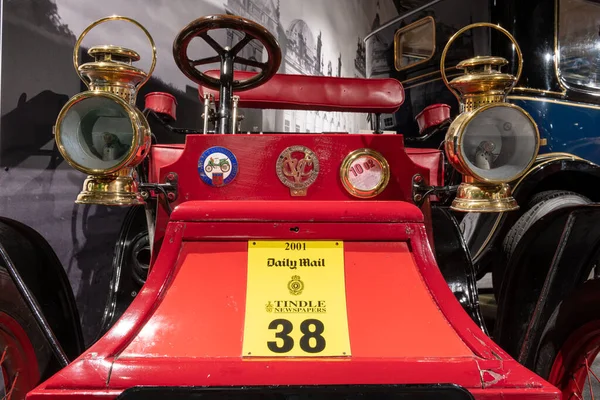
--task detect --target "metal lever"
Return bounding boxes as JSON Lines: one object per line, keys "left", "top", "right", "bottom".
{"left": 232, "top": 95, "right": 239, "bottom": 134}
{"left": 217, "top": 52, "right": 235, "bottom": 134}
{"left": 202, "top": 93, "right": 215, "bottom": 134}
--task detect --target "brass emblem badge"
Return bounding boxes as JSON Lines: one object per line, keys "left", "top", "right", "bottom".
{"left": 276, "top": 145, "right": 319, "bottom": 196}
{"left": 288, "top": 275, "right": 304, "bottom": 296}
{"left": 340, "top": 148, "right": 390, "bottom": 198}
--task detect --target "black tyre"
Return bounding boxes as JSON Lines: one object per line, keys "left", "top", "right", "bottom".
{"left": 494, "top": 190, "right": 591, "bottom": 296}
{"left": 504, "top": 191, "right": 591, "bottom": 257}
{"left": 533, "top": 279, "right": 600, "bottom": 399}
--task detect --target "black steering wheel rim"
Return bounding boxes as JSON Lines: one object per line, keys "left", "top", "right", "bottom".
{"left": 173, "top": 14, "right": 282, "bottom": 91}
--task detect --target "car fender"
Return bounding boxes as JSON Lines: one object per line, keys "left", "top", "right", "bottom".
{"left": 430, "top": 206, "right": 487, "bottom": 333}
{"left": 0, "top": 217, "right": 84, "bottom": 358}
{"left": 493, "top": 203, "right": 600, "bottom": 366}
{"left": 466, "top": 155, "right": 600, "bottom": 270}
{"left": 97, "top": 205, "right": 150, "bottom": 339}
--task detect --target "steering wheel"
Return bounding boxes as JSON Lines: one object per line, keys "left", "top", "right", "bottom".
{"left": 173, "top": 14, "right": 282, "bottom": 91}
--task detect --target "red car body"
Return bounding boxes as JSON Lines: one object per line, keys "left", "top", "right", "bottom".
{"left": 27, "top": 73, "right": 559, "bottom": 399}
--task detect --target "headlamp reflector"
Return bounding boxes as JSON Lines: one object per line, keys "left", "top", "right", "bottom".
{"left": 451, "top": 103, "right": 539, "bottom": 183}
{"left": 56, "top": 92, "right": 140, "bottom": 175}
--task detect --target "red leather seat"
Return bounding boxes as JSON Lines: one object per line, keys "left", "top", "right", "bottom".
{"left": 198, "top": 70, "right": 404, "bottom": 114}
{"left": 151, "top": 72, "right": 440, "bottom": 192}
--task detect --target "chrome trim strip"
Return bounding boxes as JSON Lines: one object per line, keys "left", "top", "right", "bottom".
{"left": 403, "top": 73, "right": 462, "bottom": 90}
{"left": 364, "top": 0, "right": 445, "bottom": 42}
{"left": 508, "top": 95, "right": 600, "bottom": 110}
{"left": 512, "top": 87, "right": 566, "bottom": 97}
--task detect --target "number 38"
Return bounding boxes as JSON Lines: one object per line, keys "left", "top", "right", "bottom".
{"left": 267, "top": 319, "right": 326, "bottom": 353}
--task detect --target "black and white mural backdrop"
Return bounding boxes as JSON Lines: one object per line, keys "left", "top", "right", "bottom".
{"left": 0, "top": 0, "right": 399, "bottom": 343}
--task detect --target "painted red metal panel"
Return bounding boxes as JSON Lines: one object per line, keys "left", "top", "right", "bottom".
{"left": 26, "top": 387, "right": 561, "bottom": 400}
{"left": 122, "top": 242, "right": 249, "bottom": 358}
{"left": 183, "top": 222, "right": 419, "bottom": 242}
{"left": 158, "top": 135, "right": 425, "bottom": 202}
{"left": 344, "top": 241, "right": 469, "bottom": 357}
{"left": 470, "top": 389, "right": 563, "bottom": 399}
{"left": 26, "top": 389, "right": 561, "bottom": 400}
{"left": 151, "top": 134, "right": 434, "bottom": 256}
{"left": 170, "top": 200, "right": 424, "bottom": 223}
{"left": 27, "top": 201, "right": 559, "bottom": 400}
{"left": 198, "top": 70, "right": 405, "bottom": 114}
{"left": 150, "top": 144, "right": 444, "bottom": 203}
{"left": 171, "top": 215, "right": 500, "bottom": 361}
{"left": 148, "top": 144, "right": 184, "bottom": 183}
{"left": 29, "top": 223, "right": 186, "bottom": 392}
{"left": 149, "top": 142, "right": 443, "bottom": 248}
{"left": 26, "top": 390, "right": 123, "bottom": 400}
{"left": 121, "top": 241, "right": 471, "bottom": 358}
{"left": 108, "top": 358, "right": 484, "bottom": 388}
{"left": 406, "top": 147, "right": 445, "bottom": 201}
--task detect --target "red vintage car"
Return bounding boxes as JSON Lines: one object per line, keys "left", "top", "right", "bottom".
{"left": 2, "top": 12, "right": 589, "bottom": 400}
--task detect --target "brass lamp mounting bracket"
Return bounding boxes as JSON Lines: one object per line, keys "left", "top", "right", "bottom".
{"left": 412, "top": 174, "right": 459, "bottom": 207}
{"left": 139, "top": 172, "right": 179, "bottom": 214}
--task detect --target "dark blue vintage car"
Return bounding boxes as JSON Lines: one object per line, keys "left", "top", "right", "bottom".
{"left": 366, "top": 0, "right": 600, "bottom": 396}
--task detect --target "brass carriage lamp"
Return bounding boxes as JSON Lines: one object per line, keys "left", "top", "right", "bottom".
{"left": 54, "top": 16, "right": 156, "bottom": 206}
{"left": 441, "top": 23, "right": 540, "bottom": 212}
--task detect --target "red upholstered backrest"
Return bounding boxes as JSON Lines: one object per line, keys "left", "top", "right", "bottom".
{"left": 198, "top": 70, "right": 404, "bottom": 114}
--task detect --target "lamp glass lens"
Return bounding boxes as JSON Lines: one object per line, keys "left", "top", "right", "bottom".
{"left": 460, "top": 106, "right": 538, "bottom": 182}
{"left": 59, "top": 96, "right": 134, "bottom": 172}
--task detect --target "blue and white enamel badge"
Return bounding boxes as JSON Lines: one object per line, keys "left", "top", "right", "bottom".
{"left": 198, "top": 146, "right": 238, "bottom": 187}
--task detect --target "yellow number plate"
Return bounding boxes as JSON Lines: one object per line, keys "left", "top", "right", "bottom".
{"left": 242, "top": 241, "right": 351, "bottom": 357}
